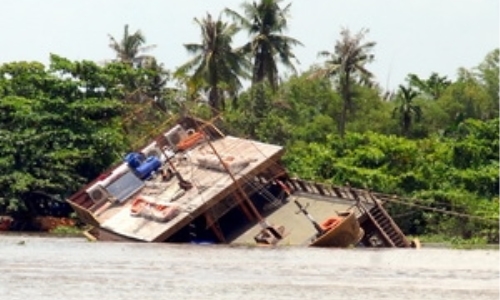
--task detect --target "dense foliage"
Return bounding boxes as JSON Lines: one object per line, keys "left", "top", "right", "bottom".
{"left": 221, "top": 49, "right": 499, "bottom": 243}
{"left": 0, "top": 55, "right": 169, "bottom": 216}
{"left": 0, "top": 0, "right": 497, "bottom": 242}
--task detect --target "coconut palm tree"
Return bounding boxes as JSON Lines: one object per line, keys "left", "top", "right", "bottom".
{"left": 392, "top": 85, "right": 422, "bottom": 137}
{"left": 109, "top": 25, "right": 170, "bottom": 121}
{"left": 108, "top": 24, "right": 156, "bottom": 67}
{"left": 224, "top": 0, "right": 302, "bottom": 91}
{"left": 175, "top": 13, "right": 250, "bottom": 117}
{"left": 313, "top": 28, "right": 376, "bottom": 137}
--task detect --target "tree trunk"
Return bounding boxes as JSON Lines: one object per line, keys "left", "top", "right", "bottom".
{"left": 209, "top": 86, "right": 219, "bottom": 118}
{"left": 403, "top": 113, "right": 411, "bottom": 137}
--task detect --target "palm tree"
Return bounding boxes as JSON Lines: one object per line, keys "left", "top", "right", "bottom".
{"left": 313, "top": 28, "right": 376, "bottom": 137}
{"left": 224, "top": 0, "right": 302, "bottom": 91}
{"left": 392, "top": 85, "right": 422, "bottom": 137}
{"left": 175, "top": 13, "right": 250, "bottom": 117}
{"left": 109, "top": 25, "right": 169, "bottom": 123}
{"left": 108, "top": 24, "right": 156, "bottom": 67}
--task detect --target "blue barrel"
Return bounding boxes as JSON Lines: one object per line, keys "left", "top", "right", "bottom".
{"left": 135, "top": 156, "right": 162, "bottom": 179}
{"left": 124, "top": 152, "right": 144, "bottom": 169}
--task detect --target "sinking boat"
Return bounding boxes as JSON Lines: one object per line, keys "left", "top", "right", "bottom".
{"left": 67, "top": 116, "right": 412, "bottom": 248}
{"left": 310, "top": 211, "right": 364, "bottom": 248}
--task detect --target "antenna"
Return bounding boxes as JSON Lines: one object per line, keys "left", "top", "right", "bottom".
{"left": 385, "top": 51, "right": 397, "bottom": 96}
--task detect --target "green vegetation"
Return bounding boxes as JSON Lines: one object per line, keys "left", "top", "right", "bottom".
{"left": 50, "top": 225, "right": 83, "bottom": 236}
{"left": 0, "top": 0, "right": 497, "bottom": 243}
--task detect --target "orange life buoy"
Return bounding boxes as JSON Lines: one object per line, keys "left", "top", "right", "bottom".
{"left": 320, "top": 217, "right": 340, "bottom": 231}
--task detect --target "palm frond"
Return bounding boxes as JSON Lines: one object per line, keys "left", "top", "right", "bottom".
{"left": 223, "top": 8, "right": 252, "bottom": 31}
{"left": 184, "top": 43, "right": 204, "bottom": 55}
{"left": 174, "top": 55, "right": 203, "bottom": 78}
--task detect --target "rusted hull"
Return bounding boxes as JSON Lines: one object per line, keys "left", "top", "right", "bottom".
{"left": 309, "top": 211, "right": 364, "bottom": 248}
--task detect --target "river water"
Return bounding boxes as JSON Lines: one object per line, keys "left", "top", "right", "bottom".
{"left": 0, "top": 235, "right": 498, "bottom": 300}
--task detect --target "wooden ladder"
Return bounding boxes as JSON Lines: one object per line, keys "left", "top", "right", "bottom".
{"left": 366, "top": 203, "right": 410, "bottom": 247}
{"left": 351, "top": 189, "right": 411, "bottom": 248}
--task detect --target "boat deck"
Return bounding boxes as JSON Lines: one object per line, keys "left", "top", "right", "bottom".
{"left": 92, "top": 136, "right": 284, "bottom": 242}
{"left": 228, "top": 192, "right": 366, "bottom": 246}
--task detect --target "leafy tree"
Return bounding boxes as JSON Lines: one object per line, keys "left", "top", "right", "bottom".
{"left": 176, "top": 13, "right": 250, "bottom": 117}
{"left": 345, "top": 84, "right": 395, "bottom": 135}
{"left": 406, "top": 72, "right": 451, "bottom": 100}
{"left": 225, "top": 0, "right": 302, "bottom": 90}
{"left": 283, "top": 121, "right": 499, "bottom": 241}
{"left": 392, "top": 85, "right": 422, "bottom": 137}
{"left": 0, "top": 58, "right": 126, "bottom": 216}
{"left": 475, "top": 48, "right": 499, "bottom": 117}
{"left": 438, "top": 68, "right": 492, "bottom": 122}
{"left": 313, "top": 28, "right": 376, "bottom": 137}
{"left": 272, "top": 73, "right": 341, "bottom": 143}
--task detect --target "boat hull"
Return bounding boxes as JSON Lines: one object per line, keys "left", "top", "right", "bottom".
{"left": 309, "top": 211, "right": 364, "bottom": 248}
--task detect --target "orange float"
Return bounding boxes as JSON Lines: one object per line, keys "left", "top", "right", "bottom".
{"left": 176, "top": 132, "right": 205, "bottom": 151}
{"left": 320, "top": 217, "right": 340, "bottom": 231}
{"left": 130, "top": 197, "right": 148, "bottom": 216}
{"left": 130, "top": 197, "right": 180, "bottom": 222}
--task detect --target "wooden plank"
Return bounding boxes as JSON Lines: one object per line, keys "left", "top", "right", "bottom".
{"left": 67, "top": 201, "right": 100, "bottom": 228}
{"left": 205, "top": 213, "right": 226, "bottom": 243}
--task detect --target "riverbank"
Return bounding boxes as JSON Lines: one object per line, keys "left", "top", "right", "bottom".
{"left": 413, "top": 234, "right": 500, "bottom": 250}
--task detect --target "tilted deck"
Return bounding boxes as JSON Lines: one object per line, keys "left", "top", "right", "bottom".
{"left": 68, "top": 116, "right": 412, "bottom": 248}
{"left": 228, "top": 192, "right": 366, "bottom": 246}
{"left": 73, "top": 136, "right": 284, "bottom": 242}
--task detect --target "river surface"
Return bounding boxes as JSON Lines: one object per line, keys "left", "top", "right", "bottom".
{"left": 0, "top": 235, "right": 498, "bottom": 300}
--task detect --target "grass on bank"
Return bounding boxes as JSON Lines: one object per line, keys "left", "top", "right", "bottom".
{"left": 410, "top": 234, "right": 499, "bottom": 249}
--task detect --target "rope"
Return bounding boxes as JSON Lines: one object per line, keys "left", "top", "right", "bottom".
{"left": 381, "top": 196, "right": 499, "bottom": 224}
{"left": 372, "top": 191, "right": 479, "bottom": 213}
{"left": 286, "top": 179, "right": 498, "bottom": 225}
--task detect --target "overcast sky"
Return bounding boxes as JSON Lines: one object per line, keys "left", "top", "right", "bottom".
{"left": 1, "top": 0, "right": 498, "bottom": 90}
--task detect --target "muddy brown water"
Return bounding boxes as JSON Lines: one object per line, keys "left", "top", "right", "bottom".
{"left": 0, "top": 235, "right": 498, "bottom": 300}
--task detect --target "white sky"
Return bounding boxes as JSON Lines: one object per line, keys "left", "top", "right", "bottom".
{"left": 1, "top": 0, "right": 498, "bottom": 91}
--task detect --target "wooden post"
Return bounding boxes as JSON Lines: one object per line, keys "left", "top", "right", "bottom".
{"left": 233, "top": 192, "right": 255, "bottom": 222}
{"left": 205, "top": 213, "right": 226, "bottom": 243}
